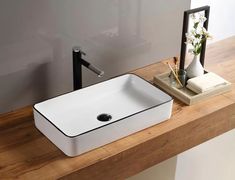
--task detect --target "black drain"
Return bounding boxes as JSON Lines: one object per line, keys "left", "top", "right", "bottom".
{"left": 97, "top": 113, "right": 112, "bottom": 122}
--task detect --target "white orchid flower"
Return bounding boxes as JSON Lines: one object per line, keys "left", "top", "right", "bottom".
{"left": 195, "top": 27, "right": 202, "bottom": 34}
{"left": 190, "top": 29, "right": 196, "bottom": 35}
{"left": 201, "top": 27, "right": 207, "bottom": 33}
{"left": 199, "top": 13, "right": 207, "bottom": 23}
{"left": 185, "top": 13, "right": 212, "bottom": 55}
{"left": 194, "top": 38, "right": 201, "bottom": 44}
{"left": 190, "top": 13, "right": 196, "bottom": 20}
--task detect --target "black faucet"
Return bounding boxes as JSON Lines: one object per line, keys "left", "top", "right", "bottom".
{"left": 73, "top": 47, "right": 104, "bottom": 90}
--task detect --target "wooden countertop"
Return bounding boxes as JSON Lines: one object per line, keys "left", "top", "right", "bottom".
{"left": 1, "top": 37, "right": 235, "bottom": 180}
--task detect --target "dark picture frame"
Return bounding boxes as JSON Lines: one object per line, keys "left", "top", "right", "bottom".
{"left": 179, "top": 6, "right": 210, "bottom": 70}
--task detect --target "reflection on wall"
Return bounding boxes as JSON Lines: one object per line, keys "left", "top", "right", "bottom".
{"left": 91, "top": 0, "right": 151, "bottom": 58}
{"left": 0, "top": 0, "right": 190, "bottom": 113}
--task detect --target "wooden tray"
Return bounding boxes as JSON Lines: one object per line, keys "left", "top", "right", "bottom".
{"left": 153, "top": 72, "right": 232, "bottom": 105}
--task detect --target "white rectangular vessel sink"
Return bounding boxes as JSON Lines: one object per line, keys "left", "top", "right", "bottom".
{"left": 34, "top": 74, "right": 173, "bottom": 157}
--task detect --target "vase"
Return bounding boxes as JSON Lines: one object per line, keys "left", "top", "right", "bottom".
{"left": 186, "top": 54, "right": 204, "bottom": 78}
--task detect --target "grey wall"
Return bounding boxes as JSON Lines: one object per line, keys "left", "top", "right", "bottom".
{"left": 0, "top": 0, "right": 190, "bottom": 113}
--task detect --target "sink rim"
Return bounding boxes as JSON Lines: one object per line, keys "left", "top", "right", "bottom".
{"left": 34, "top": 73, "right": 173, "bottom": 138}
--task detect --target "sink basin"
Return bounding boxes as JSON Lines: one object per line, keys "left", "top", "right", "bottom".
{"left": 34, "top": 74, "right": 173, "bottom": 156}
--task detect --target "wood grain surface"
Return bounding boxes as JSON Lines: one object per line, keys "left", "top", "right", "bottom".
{"left": 1, "top": 37, "right": 235, "bottom": 179}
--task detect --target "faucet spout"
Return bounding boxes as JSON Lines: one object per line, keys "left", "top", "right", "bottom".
{"left": 73, "top": 46, "right": 104, "bottom": 90}
{"left": 87, "top": 64, "right": 104, "bottom": 77}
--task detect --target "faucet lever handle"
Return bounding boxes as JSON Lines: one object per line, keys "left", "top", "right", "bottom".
{"left": 80, "top": 51, "right": 86, "bottom": 56}
{"left": 73, "top": 46, "right": 86, "bottom": 56}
